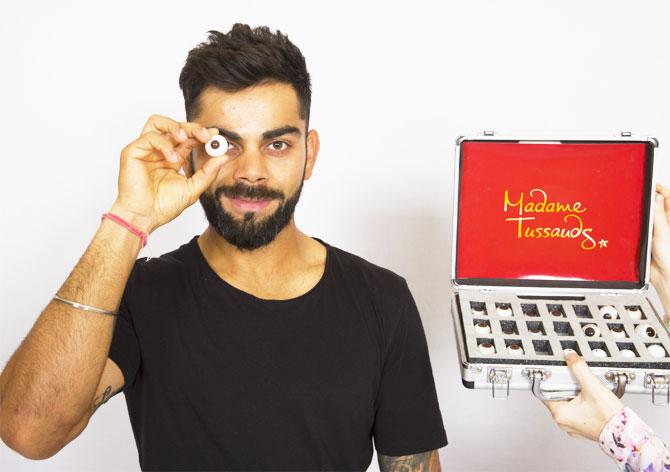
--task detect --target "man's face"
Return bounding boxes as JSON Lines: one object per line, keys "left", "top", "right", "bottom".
{"left": 188, "top": 82, "right": 319, "bottom": 251}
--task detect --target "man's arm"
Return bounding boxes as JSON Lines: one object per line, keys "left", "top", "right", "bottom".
{"left": 0, "top": 207, "right": 147, "bottom": 459}
{"left": 0, "top": 115, "right": 226, "bottom": 460}
{"left": 378, "top": 450, "right": 441, "bottom": 472}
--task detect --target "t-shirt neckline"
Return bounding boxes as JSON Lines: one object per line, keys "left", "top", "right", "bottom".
{"left": 189, "top": 235, "right": 331, "bottom": 306}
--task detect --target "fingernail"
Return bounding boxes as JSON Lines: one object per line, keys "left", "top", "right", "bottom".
{"left": 657, "top": 193, "right": 663, "bottom": 203}
{"left": 178, "top": 129, "right": 187, "bottom": 141}
{"left": 171, "top": 151, "right": 179, "bottom": 163}
{"left": 564, "top": 351, "right": 578, "bottom": 362}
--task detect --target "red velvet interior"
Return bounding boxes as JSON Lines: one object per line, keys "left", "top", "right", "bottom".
{"left": 455, "top": 141, "right": 649, "bottom": 284}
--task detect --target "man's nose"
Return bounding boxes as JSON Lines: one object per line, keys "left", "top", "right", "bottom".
{"left": 232, "top": 147, "right": 269, "bottom": 185}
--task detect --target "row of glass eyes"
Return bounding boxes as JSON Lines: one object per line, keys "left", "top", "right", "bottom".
{"left": 475, "top": 340, "right": 668, "bottom": 358}
{"left": 470, "top": 303, "right": 643, "bottom": 320}
{"left": 204, "top": 136, "right": 288, "bottom": 157}
{"left": 472, "top": 319, "right": 659, "bottom": 339}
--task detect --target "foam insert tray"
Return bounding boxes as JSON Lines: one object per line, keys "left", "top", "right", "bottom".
{"left": 457, "top": 291, "right": 670, "bottom": 369}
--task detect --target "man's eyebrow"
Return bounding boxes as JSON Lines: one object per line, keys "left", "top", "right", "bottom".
{"left": 261, "top": 126, "right": 302, "bottom": 140}
{"left": 207, "top": 125, "right": 302, "bottom": 142}
{"left": 211, "top": 127, "right": 242, "bottom": 142}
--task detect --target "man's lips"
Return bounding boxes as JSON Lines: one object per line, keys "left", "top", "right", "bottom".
{"left": 227, "top": 197, "right": 274, "bottom": 212}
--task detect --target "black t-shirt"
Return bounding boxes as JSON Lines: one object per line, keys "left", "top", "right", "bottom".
{"left": 109, "top": 236, "right": 447, "bottom": 471}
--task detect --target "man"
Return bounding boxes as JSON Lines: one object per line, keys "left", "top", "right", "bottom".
{"left": 0, "top": 24, "right": 447, "bottom": 470}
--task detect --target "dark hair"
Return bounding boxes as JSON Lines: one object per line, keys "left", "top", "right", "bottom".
{"left": 179, "top": 24, "right": 311, "bottom": 126}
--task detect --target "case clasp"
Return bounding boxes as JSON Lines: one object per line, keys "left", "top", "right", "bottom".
{"left": 644, "top": 373, "right": 670, "bottom": 406}
{"left": 487, "top": 368, "right": 511, "bottom": 400}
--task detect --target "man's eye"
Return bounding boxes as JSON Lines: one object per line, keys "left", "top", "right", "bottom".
{"left": 268, "top": 141, "right": 289, "bottom": 151}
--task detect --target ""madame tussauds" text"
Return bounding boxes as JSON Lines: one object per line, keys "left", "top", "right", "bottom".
{"left": 503, "top": 188, "right": 598, "bottom": 250}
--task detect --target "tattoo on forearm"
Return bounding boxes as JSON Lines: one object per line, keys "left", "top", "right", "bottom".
{"left": 92, "top": 385, "right": 114, "bottom": 414}
{"left": 378, "top": 450, "right": 441, "bottom": 472}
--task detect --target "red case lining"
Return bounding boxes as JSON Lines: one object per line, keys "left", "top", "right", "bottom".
{"left": 455, "top": 141, "right": 650, "bottom": 285}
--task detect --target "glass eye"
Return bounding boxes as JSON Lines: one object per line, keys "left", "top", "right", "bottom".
{"left": 205, "top": 135, "right": 229, "bottom": 157}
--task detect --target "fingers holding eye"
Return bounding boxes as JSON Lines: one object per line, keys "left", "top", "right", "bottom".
{"left": 175, "top": 138, "right": 200, "bottom": 159}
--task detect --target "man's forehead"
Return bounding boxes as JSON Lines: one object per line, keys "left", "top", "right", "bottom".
{"left": 196, "top": 82, "right": 304, "bottom": 137}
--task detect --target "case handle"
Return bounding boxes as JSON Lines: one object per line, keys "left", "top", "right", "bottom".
{"left": 522, "top": 369, "right": 631, "bottom": 402}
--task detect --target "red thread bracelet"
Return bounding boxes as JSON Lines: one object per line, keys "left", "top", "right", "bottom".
{"left": 101, "top": 212, "right": 149, "bottom": 248}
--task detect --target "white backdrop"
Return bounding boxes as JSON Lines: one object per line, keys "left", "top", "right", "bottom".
{"left": 1, "top": 1, "right": 669, "bottom": 471}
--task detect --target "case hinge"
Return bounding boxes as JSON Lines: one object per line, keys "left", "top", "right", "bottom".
{"left": 487, "top": 368, "right": 511, "bottom": 399}
{"left": 644, "top": 373, "right": 670, "bottom": 406}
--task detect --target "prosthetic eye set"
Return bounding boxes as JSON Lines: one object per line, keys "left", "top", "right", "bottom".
{"left": 450, "top": 133, "right": 670, "bottom": 405}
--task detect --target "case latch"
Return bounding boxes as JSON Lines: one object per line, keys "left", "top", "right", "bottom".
{"left": 644, "top": 373, "right": 670, "bottom": 406}
{"left": 487, "top": 368, "right": 511, "bottom": 399}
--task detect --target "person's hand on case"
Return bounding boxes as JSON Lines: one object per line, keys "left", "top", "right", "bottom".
{"left": 543, "top": 352, "right": 624, "bottom": 441}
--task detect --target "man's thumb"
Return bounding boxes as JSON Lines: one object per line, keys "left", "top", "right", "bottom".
{"left": 188, "top": 156, "right": 228, "bottom": 201}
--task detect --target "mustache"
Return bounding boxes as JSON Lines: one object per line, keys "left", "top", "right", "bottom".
{"left": 215, "top": 182, "right": 285, "bottom": 201}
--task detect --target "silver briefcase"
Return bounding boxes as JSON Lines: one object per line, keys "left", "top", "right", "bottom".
{"left": 450, "top": 132, "right": 670, "bottom": 405}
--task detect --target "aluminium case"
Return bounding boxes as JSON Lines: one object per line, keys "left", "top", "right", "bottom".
{"left": 449, "top": 133, "right": 670, "bottom": 404}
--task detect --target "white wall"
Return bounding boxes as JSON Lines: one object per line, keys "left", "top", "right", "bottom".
{"left": 1, "top": 1, "right": 668, "bottom": 471}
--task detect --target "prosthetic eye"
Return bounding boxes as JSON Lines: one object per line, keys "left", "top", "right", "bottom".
{"left": 496, "top": 303, "right": 513, "bottom": 317}
{"left": 205, "top": 135, "right": 230, "bottom": 157}
{"left": 582, "top": 324, "right": 601, "bottom": 338}
{"left": 599, "top": 305, "right": 618, "bottom": 320}
{"left": 609, "top": 326, "right": 626, "bottom": 339}
{"left": 591, "top": 348, "right": 608, "bottom": 358}
{"left": 474, "top": 321, "right": 491, "bottom": 335}
{"left": 647, "top": 344, "right": 667, "bottom": 358}
{"left": 635, "top": 324, "right": 657, "bottom": 339}
{"left": 506, "top": 344, "right": 524, "bottom": 355}
{"left": 478, "top": 342, "right": 496, "bottom": 355}
{"left": 626, "top": 306, "right": 642, "bottom": 321}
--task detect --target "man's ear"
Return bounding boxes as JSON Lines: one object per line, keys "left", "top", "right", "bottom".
{"left": 304, "top": 129, "right": 320, "bottom": 181}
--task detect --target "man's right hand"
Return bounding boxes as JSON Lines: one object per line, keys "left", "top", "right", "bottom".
{"left": 110, "top": 114, "right": 229, "bottom": 233}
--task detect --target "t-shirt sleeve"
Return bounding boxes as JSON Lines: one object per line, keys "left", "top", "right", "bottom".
{"left": 108, "top": 263, "right": 142, "bottom": 394}
{"left": 372, "top": 282, "right": 448, "bottom": 456}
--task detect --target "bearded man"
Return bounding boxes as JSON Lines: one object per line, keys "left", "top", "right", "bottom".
{"left": 0, "top": 24, "right": 448, "bottom": 471}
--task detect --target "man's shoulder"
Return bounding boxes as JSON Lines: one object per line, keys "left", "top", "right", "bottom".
{"left": 130, "top": 237, "right": 196, "bottom": 280}
{"left": 325, "top": 242, "right": 409, "bottom": 297}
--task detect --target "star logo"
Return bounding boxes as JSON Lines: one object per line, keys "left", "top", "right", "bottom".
{"left": 598, "top": 239, "right": 608, "bottom": 248}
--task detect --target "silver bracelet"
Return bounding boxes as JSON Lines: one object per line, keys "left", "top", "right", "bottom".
{"left": 52, "top": 294, "right": 118, "bottom": 316}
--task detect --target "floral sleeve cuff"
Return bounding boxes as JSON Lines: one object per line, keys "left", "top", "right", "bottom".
{"left": 599, "top": 406, "right": 670, "bottom": 471}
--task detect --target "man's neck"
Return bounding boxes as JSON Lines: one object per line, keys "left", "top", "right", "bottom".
{"left": 197, "top": 221, "right": 318, "bottom": 279}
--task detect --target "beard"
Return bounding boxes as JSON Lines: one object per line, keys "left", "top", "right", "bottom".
{"left": 199, "top": 177, "right": 304, "bottom": 251}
